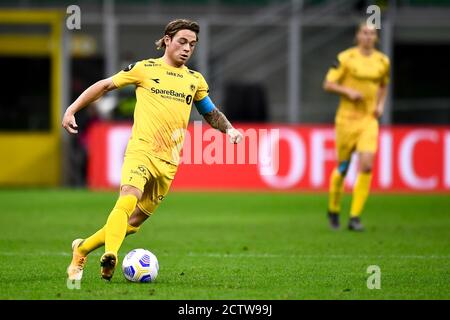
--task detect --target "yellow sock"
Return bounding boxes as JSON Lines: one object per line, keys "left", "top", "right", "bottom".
{"left": 77, "top": 223, "right": 141, "bottom": 256}
{"left": 126, "top": 224, "right": 140, "bottom": 235}
{"left": 77, "top": 228, "right": 105, "bottom": 256}
{"left": 104, "top": 195, "right": 138, "bottom": 256}
{"left": 350, "top": 172, "right": 372, "bottom": 217}
{"left": 328, "top": 168, "right": 345, "bottom": 213}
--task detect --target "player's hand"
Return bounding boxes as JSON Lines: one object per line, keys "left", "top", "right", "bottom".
{"left": 62, "top": 110, "right": 79, "bottom": 134}
{"left": 227, "top": 128, "right": 243, "bottom": 144}
{"left": 374, "top": 106, "right": 384, "bottom": 119}
{"left": 346, "top": 88, "right": 363, "bottom": 102}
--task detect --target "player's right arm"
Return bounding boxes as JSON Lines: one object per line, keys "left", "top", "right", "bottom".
{"left": 323, "top": 81, "right": 363, "bottom": 102}
{"left": 323, "top": 53, "right": 362, "bottom": 102}
{"left": 63, "top": 61, "right": 143, "bottom": 134}
{"left": 62, "top": 78, "right": 117, "bottom": 134}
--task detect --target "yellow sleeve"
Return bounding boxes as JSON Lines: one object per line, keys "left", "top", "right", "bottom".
{"left": 111, "top": 61, "right": 144, "bottom": 88}
{"left": 194, "top": 72, "right": 209, "bottom": 102}
{"left": 325, "top": 54, "right": 346, "bottom": 83}
{"left": 381, "top": 57, "right": 390, "bottom": 86}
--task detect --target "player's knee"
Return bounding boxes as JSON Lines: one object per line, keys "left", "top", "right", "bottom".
{"left": 128, "top": 206, "right": 150, "bottom": 227}
{"left": 358, "top": 152, "right": 375, "bottom": 173}
{"left": 337, "top": 161, "right": 350, "bottom": 176}
{"left": 113, "top": 194, "right": 138, "bottom": 218}
{"left": 360, "top": 163, "right": 373, "bottom": 173}
{"left": 120, "top": 185, "right": 143, "bottom": 200}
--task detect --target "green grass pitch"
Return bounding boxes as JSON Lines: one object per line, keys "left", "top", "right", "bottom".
{"left": 0, "top": 189, "right": 449, "bottom": 300}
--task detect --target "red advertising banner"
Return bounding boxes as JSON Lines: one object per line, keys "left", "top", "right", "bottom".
{"left": 87, "top": 122, "right": 450, "bottom": 192}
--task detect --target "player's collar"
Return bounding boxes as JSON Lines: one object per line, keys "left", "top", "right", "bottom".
{"left": 157, "top": 57, "right": 187, "bottom": 71}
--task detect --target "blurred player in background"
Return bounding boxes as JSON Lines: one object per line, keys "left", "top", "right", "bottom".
{"left": 63, "top": 19, "right": 243, "bottom": 281}
{"left": 323, "top": 22, "right": 390, "bottom": 231}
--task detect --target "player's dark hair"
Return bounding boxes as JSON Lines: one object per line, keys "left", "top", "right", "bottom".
{"left": 155, "top": 19, "right": 200, "bottom": 50}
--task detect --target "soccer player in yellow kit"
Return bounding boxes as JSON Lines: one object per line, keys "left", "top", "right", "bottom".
{"left": 323, "top": 23, "right": 390, "bottom": 231}
{"left": 63, "top": 19, "right": 243, "bottom": 281}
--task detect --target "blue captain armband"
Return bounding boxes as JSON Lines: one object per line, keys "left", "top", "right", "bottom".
{"left": 194, "top": 96, "right": 215, "bottom": 115}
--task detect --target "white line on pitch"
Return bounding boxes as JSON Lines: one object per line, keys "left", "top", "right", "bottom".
{"left": 0, "top": 251, "right": 449, "bottom": 260}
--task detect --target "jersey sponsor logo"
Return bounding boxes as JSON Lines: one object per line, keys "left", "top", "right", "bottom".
{"left": 150, "top": 87, "right": 192, "bottom": 106}
{"left": 130, "top": 167, "right": 147, "bottom": 178}
{"left": 144, "top": 60, "right": 161, "bottom": 67}
{"left": 123, "top": 62, "right": 136, "bottom": 72}
{"left": 151, "top": 87, "right": 186, "bottom": 98}
{"left": 166, "top": 71, "right": 183, "bottom": 78}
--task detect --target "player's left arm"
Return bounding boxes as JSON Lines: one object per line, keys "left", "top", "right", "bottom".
{"left": 374, "top": 84, "right": 388, "bottom": 119}
{"left": 195, "top": 96, "right": 243, "bottom": 144}
{"left": 194, "top": 71, "right": 243, "bottom": 144}
{"left": 374, "top": 56, "right": 390, "bottom": 119}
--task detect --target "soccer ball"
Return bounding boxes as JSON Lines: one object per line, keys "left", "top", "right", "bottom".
{"left": 122, "top": 248, "right": 159, "bottom": 283}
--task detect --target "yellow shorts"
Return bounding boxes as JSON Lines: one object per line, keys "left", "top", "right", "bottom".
{"left": 335, "top": 117, "right": 379, "bottom": 162}
{"left": 120, "top": 150, "right": 178, "bottom": 216}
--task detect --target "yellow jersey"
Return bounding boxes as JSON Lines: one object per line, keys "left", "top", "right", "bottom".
{"left": 111, "top": 58, "right": 209, "bottom": 165}
{"left": 325, "top": 47, "right": 390, "bottom": 121}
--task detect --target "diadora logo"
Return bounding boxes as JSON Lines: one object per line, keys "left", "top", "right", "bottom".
{"left": 188, "top": 70, "right": 199, "bottom": 79}
{"left": 151, "top": 78, "right": 160, "bottom": 84}
{"left": 150, "top": 87, "right": 192, "bottom": 105}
